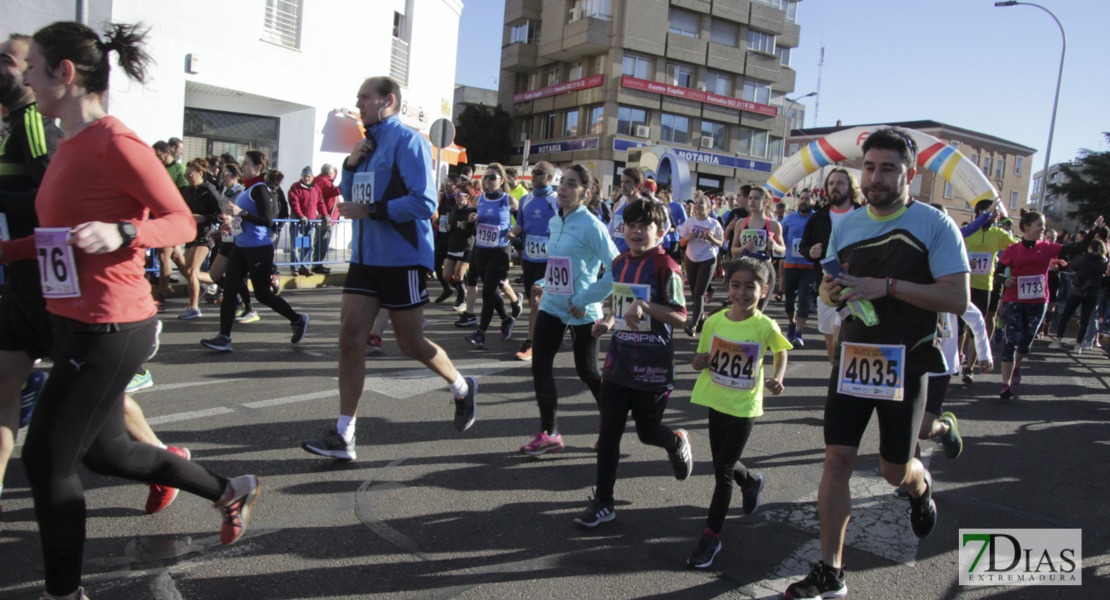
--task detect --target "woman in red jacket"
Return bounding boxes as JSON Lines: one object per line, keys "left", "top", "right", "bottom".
{"left": 0, "top": 22, "right": 258, "bottom": 600}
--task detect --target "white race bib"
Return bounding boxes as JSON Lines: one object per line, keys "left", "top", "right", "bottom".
{"left": 544, "top": 256, "right": 573, "bottom": 295}
{"left": 837, "top": 343, "right": 905, "bottom": 401}
{"left": 1017, "top": 274, "right": 1045, "bottom": 300}
{"left": 612, "top": 283, "right": 653, "bottom": 331}
{"left": 475, "top": 223, "right": 500, "bottom": 248}
{"left": 791, "top": 238, "right": 803, "bottom": 258}
{"left": 968, "top": 252, "right": 993, "bottom": 275}
{"left": 525, "top": 234, "right": 548, "bottom": 261}
{"left": 35, "top": 228, "right": 81, "bottom": 298}
{"left": 438, "top": 215, "right": 449, "bottom": 233}
{"left": 708, "top": 336, "right": 762, "bottom": 390}
{"left": 610, "top": 214, "right": 625, "bottom": 240}
{"left": 351, "top": 172, "right": 375, "bottom": 204}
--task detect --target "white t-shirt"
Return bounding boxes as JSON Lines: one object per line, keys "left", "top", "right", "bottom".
{"left": 681, "top": 217, "right": 724, "bottom": 263}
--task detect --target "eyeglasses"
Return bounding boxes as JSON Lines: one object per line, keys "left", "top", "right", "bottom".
{"left": 483, "top": 175, "right": 501, "bottom": 180}
{"left": 531, "top": 170, "right": 546, "bottom": 176}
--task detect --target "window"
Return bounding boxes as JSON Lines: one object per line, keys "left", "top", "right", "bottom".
{"left": 995, "top": 158, "right": 1006, "bottom": 180}
{"left": 669, "top": 7, "right": 699, "bottom": 38}
{"left": 571, "top": 0, "right": 613, "bottom": 21}
{"left": 982, "top": 156, "right": 992, "bottom": 176}
{"left": 742, "top": 79, "right": 771, "bottom": 105}
{"left": 546, "top": 68, "right": 560, "bottom": 87}
{"left": 752, "top": 0, "right": 784, "bottom": 7}
{"left": 737, "top": 126, "right": 768, "bottom": 157}
{"left": 510, "top": 21, "right": 537, "bottom": 44}
{"left": 621, "top": 53, "right": 653, "bottom": 79}
{"left": 786, "top": 106, "right": 803, "bottom": 130}
{"left": 775, "top": 46, "right": 791, "bottom": 67}
{"left": 1015, "top": 156, "right": 1024, "bottom": 175}
{"left": 541, "top": 113, "right": 556, "bottom": 139}
{"left": 1010, "top": 190, "right": 1019, "bottom": 209}
{"left": 389, "top": 11, "right": 409, "bottom": 85}
{"left": 970, "top": 153, "right": 978, "bottom": 168}
{"left": 769, "top": 136, "right": 783, "bottom": 163}
{"left": 184, "top": 108, "right": 280, "bottom": 166}
{"left": 705, "top": 71, "right": 732, "bottom": 96}
{"left": 593, "top": 55, "right": 606, "bottom": 77}
{"left": 701, "top": 121, "right": 728, "bottom": 151}
{"left": 786, "top": 0, "right": 799, "bottom": 22}
{"left": 710, "top": 19, "right": 738, "bottom": 46}
{"left": 569, "top": 61, "right": 583, "bottom": 81}
{"left": 667, "top": 63, "right": 695, "bottom": 89}
{"left": 617, "top": 106, "right": 648, "bottom": 135}
{"left": 747, "top": 29, "right": 776, "bottom": 55}
{"left": 661, "top": 114, "right": 690, "bottom": 144}
{"left": 588, "top": 106, "right": 604, "bottom": 134}
{"left": 564, "top": 110, "right": 579, "bottom": 137}
{"left": 262, "top": 0, "right": 303, "bottom": 49}
{"left": 1033, "top": 175, "right": 1043, "bottom": 194}
{"left": 944, "top": 181, "right": 953, "bottom": 199}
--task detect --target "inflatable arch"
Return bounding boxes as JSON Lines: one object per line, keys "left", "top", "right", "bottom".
{"left": 765, "top": 126, "right": 999, "bottom": 206}
{"left": 630, "top": 145, "right": 693, "bottom": 201}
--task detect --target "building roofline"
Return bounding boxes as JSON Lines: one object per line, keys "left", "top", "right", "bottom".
{"left": 791, "top": 120, "right": 1037, "bottom": 155}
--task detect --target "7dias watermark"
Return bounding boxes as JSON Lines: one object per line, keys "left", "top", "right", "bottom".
{"left": 959, "top": 529, "right": 1082, "bottom": 586}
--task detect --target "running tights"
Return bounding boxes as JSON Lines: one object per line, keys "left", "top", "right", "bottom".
{"left": 476, "top": 249, "right": 510, "bottom": 332}
{"left": 594, "top": 382, "right": 680, "bottom": 504}
{"left": 705, "top": 408, "right": 756, "bottom": 533}
{"left": 220, "top": 245, "right": 300, "bottom": 337}
{"left": 531, "top": 310, "right": 600, "bottom": 434}
{"left": 684, "top": 256, "right": 717, "bottom": 328}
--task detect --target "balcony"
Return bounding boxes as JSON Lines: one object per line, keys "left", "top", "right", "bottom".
{"left": 711, "top": 0, "right": 750, "bottom": 24}
{"left": 501, "top": 42, "right": 538, "bottom": 73}
{"left": 390, "top": 38, "right": 409, "bottom": 87}
{"left": 748, "top": 1, "right": 786, "bottom": 35}
{"left": 504, "top": 0, "right": 542, "bottom": 23}
{"left": 745, "top": 50, "right": 781, "bottom": 84}
{"left": 706, "top": 41, "right": 744, "bottom": 73}
{"left": 546, "top": 16, "right": 612, "bottom": 62}
{"left": 666, "top": 31, "right": 708, "bottom": 64}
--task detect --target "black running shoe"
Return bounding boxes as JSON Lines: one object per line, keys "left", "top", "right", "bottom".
{"left": 434, "top": 289, "right": 454, "bottom": 304}
{"left": 573, "top": 495, "right": 615, "bottom": 528}
{"left": 687, "top": 533, "right": 722, "bottom": 569}
{"left": 510, "top": 300, "right": 522, "bottom": 319}
{"left": 201, "top": 334, "right": 233, "bottom": 352}
{"left": 301, "top": 428, "right": 356, "bottom": 461}
{"left": 741, "top": 472, "right": 766, "bottom": 515}
{"left": 453, "top": 376, "right": 477, "bottom": 431}
{"left": 785, "top": 561, "right": 847, "bottom": 600}
{"left": 455, "top": 312, "right": 477, "bottom": 327}
{"left": 909, "top": 470, "right": 937, "bottom": 538}
{"left": 290, "top": 314, "right": 310, "bottom": 343}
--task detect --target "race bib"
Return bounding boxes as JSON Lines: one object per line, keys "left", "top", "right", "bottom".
{"left": 691, "top": 225, "right": 710, "bottom": 241}
{"left": 35, "top": 228, "right": 80, "bottom": 298}
{"left": 351, "top": 172, "right": 375, "bottom": 204}
{"left": 837, "top": 343, "right": 905, "bottom": 401}
{"left": 708, "top": 336, "right": 762, "bottom": 390}
{"left": 791, "top": 238, "right": 803, "bottom": 258}
{"left": 610, "top": 214, "right": 625, "bottom": 240}
{"left": 229, "top": 216, "right": 243, "bottom": 237}
{"left": 0, "top": 213, "right": 9, "bottom": 241}
{"left": 525, "top": 234, "right": 548, "bottom": 261}
{"left": 739, "top": 229, "right": 767, "bottom": 251}
{"left": 612, "top": 283, "right": 653, "bottom": 332}
{"left": 968, "top": 252, "right": 993, "bottom": 275}
{"left": 475, "top": 223, "right": 500, "bottom": 248}
{"left": 1017, "top": 274, "right": 1045, "bottom": 300}
{"left": 939, "top": 314, "right": 954, "bottom": 338}
{"left": 438, "top": 215, "right": 449, "bottom": 233}
{"left": 544, "top": 256, "right": 573, "bottom": 295}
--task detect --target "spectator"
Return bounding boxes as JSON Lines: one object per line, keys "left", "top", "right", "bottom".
{"left": 312, "top": 163, "right": 341, "bottom": 274}
{"left": 288, "top": 166, "right": 327, "bottom": 277}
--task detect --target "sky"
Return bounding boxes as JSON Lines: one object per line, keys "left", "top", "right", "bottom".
{"left": 455, "top": 0, "right": 1108, "bottom": 175}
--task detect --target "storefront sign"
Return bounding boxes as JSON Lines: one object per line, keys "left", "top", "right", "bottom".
{"left": 620, "top": 76, "right": 778, "bottom": 117}
{"left": 514, "top": 75, "right": 605, "bottom": 103}
{"left": 614, "top": 138, "right": 773, "bottom": 173}
{"left": 512, "top": 137, "right": 600, "bottom": 156}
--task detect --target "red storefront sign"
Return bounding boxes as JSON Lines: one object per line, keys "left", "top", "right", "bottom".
{"left": 513, "top": 74, "right": 605, "bottom": 103}
{"left": 619, "top": 76, "right": 778, "bottom": 117}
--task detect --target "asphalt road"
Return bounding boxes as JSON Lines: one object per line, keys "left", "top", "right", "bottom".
{"left": 1, "top": 279, "right": 1108, "bottom": 599}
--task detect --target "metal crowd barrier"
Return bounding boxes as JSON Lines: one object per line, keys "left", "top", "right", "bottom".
{"left": 272, "top": 218, "right": 352, "bottom": 268}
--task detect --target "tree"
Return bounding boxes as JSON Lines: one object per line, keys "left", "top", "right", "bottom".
{"left": 453, "top": 104, "right": 513, "bottom": 168}
{"left": 1051, "top": 132, "right": 1110, "bottom": 224}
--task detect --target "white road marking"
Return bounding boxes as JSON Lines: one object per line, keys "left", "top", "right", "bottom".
{"left": 146, "top": 407, "right": 236, "bottom": 425}
{"left": 130, "top": 379, "right": 244, "bottom": 394}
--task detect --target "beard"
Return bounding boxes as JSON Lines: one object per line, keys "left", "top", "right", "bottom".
{"left": 828, "top": 190, "right": 849, "bottom": 208}
{"left": 865, "top": 185, "right": 902, "bottom": 210}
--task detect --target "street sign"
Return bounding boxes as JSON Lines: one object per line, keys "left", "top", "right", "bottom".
{"left": 522, "top": 139, "right": 531, "bottom": 163}
{"left": 430, "top": 118, "right": 455, "bottom": 150}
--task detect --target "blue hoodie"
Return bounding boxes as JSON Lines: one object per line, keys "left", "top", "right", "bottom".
{"left": 538, "top": 203, "right": 619, "bottom": 325}
{"left": 340, "top": 114, "right": 437, "bottom": 269}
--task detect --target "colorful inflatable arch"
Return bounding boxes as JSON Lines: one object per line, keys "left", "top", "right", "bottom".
{"left": 630, "top": 145, "right": 693, "bottom": 201}
{"left": 766, "top": 126, "right": 999, "bottom": 206}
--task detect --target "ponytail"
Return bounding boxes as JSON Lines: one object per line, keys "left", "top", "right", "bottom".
{"left": 32, "top": 21, "right": 152, "bottom": 94}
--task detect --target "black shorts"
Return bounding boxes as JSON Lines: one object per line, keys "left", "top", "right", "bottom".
{"left": 343, "top": 263, "right": 429, "bottom": 311}
{"left": 0, "top": 268, "right": 53, "bottom": 359}
{"left": 823, "top": 371, "right": 928, "bottom": 464}
{"left": 521, "top": 259, "right": 546, "bottom": 301}
{"left": 925, "top": 374, "right": 950, "bottom": 416}
{"left": 971, "top": 287, "right": 1000, "bottom": 316}
{"left": 217, "top": 241, "right": 234, "bottom": 257}
{"left": 469, "top": 246, "right": 510, "bottom": 287}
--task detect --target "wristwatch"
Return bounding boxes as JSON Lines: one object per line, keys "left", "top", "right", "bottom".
{"left": 117, "top": 222, "right": 137, "bottom": 248}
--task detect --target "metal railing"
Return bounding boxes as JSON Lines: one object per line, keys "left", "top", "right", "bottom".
{"left": 272, "top": 218, "right": 352, "bottom": 267}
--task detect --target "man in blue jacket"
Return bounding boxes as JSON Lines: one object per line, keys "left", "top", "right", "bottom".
{"left": 302, "top": 77, "right": 477, "bottom": 461}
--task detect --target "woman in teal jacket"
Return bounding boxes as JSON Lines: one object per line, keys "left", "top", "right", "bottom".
{"left": 520, "top": 164, "right": 619, "bottom": 456}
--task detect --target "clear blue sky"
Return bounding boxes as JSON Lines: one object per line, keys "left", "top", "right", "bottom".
{"left": 455, "top": 0, "right": 1107, "bottom": 174}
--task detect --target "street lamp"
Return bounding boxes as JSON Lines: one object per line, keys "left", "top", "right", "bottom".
{"left": 995, "top": 1, "right": 1065, "bottom": 209}
{"left": 781, "top": 91, "right": 817, "bottom": 164}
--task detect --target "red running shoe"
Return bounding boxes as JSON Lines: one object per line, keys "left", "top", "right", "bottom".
{"left": 216, "top": 475, "right": 261, "bottom": 545}
{"left": 145, "top": 446, "right": 191, "bottom": 514}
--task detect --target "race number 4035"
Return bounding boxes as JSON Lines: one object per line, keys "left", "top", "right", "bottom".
{"left": 544, "top": 256, "right": 573, "bottom": 295}
{"left": 837, "top": 342, "right": 905, "bottom": 400}
{"left": 35, "top": 227, "right": 81, "bottom": 298}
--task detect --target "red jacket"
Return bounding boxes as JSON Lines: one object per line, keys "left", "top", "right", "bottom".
{"left": 313, "top": 174, "right": 341, "bottom": 221}
{"left": 288, "top": 180, "right": 327, "bottom": 220}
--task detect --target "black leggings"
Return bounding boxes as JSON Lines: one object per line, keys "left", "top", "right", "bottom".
{"left": 705, "top": 408, "right": 757, "bottom": 533}
{"left": 221, "top": 244, "right": 300, "bottom": 337}
{"left": 685, "top": 255, "right": 717, "bottom": 327}
{"left": 531, "top": 310, "right": 601, "bottom": 434}
{"left": 595, "top": 381, "right": 679, "bottom": 504}
{"left": 24, "top": 317, "right": 225, "bottom": 596}
{"left": 1056, "top": 293, "right": 1099, "bottom": 342}
{"left": 474, "top": 247, "right": 510, "bottom": 331}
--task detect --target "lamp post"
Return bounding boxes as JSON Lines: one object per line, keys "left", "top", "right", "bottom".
{"left": 781, "top": 91, "right": 817, "bottom": 164}
{"left": 995, "top": 1, "right": 1065, "bottom": 209}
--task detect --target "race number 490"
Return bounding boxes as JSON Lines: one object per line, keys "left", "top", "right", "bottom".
{"left": 545, "top": 256, "right": 573, "bottom": 295}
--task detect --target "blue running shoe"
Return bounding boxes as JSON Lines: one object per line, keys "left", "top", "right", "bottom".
{"left": 19, "top": 372, "right": 48, "bottom": 428}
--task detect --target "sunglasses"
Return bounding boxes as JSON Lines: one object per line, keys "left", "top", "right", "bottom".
{"left": 532, "top": 170, "right": 546, "bottom": 176}
{"left": 483, "top": 175, "right": 501, "bottom": 180}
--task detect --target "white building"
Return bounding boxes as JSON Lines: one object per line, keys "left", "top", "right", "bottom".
{"left": 4, "top": 0, "right": 464, "bottom": 172}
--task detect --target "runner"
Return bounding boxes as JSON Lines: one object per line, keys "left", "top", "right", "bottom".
{"left": 199, "top": 151, "right": 309, "bottom": 352}
{"left": 960, "top": 199, "right": 1018, "bottom": 384}
{"left": 2, "top": 22, "right": 259, "bottom": 600}
{"left": 432, "top": 174, "right": 458, "bottom": 304}
{"left": 996, "top": 210, "right": 1063, "bottom": 400}
{"left": 207, "top": 163, "right": 256, "bottom": 320}
{"left": 302, "top": 76, "right": 477, "bottom": 462}
{"left": 678, "top": 195, "right": 724, "bottom": 336}
{"left": 798, "top": 168, "right": 863, "bottom": 364}
{"left": 661, "top": 182, "right": 688, "bottom": 265}
{"left": 521, "top": 164, "right": 618, "bottom": 456}
{"left": 443, "top": 182, "right": 476, "bottom": 315}
{"left": 607, "top": 167, "right": 644, "bottom": 255}
{"left": 179, "top": 158, "right": 221, "bottom": 320}
{"left": 780, "top": 190, "right": 816, "bottom": 347}
{"left": 730, "top": 187, "right": 784, "bottom": 311}
{"left": 509, "top": 161, "right": 558, "bottom": 361}
{"left": 785, "top": 128, "right": 968, "bottom": 599}
{"left": 463, "top": 163, "right": 519, "bottom": 349}
{"left": 574, "top": 199, "right": 691, "bottom": 528}
{"left": 1052, "top": 237, "right": 1108, "bottom": 350}
{"left": 686, "top": 257, "right": 790, "bottom": 568}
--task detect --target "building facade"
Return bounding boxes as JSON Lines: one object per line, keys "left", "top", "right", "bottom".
{"left": 453, "top": 85, "right": 499, "bottom": 124}
{"left": 498, "top": 0, "right": 802, "bottom": 199}
{"left": 787, "top": 120, "right": 1035, "bottom": 225}
{"left": 3, "top": 0, "right": 463, "bottom": 173}
{"left": 1032, "top": 162, "right": 1086, "bottom": 234}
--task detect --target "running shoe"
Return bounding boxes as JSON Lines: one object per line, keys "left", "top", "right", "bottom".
{"left": 961, "top": 368, "right": 974, "bottom": 385}
{"left": 515, "top": 340, "right": 533, "bottom": 361}
{"left": 206, "top": 291, "right": 223, "bottom": 304}
{"left": 938, "top": 412, "right": 963, "bottom": 459}
{"left": 500, "top": 316, "right": 516, "bottom": 341}
{"left": 520, "top": 432, "right": 564, "bottom": 456}
{"left": 787, "top": 322, "right": 796, "bottom": 341}
{"left": 455, "top": 312, "right": 477, "bottom": 327}
{"left": 1048, "top": 338, "right": 1063, "bottom": 350}
{"left": 705, "top": 286, "right": 715, "bottom": 305}
{"left": 434, "top": 288, "right": 454, "bottom": 304}
{"left": 270, "top": 274, "right": 281, "bottom": 295}
{"left": 741, "top": 472, "right": 766, "bottom": 515}
{"left": 573, "top": 495, "right": 615, "bottom": 528}
{"left": 236, "top": 310, "right": 260, "bottom": 324}
{"left": 785, "top": 561, "right": 847, "bottom": 600}
{"left": 290, "top": 314, "right": 310, "bottom": 343}
{"left": 179, "top": 306, "right": 203, "bottom": 320}
{"left": 297, "top": 265, "right": 311, "bottom": 277}
{"left": 466, "top": 330, "right": 486, "bottom": 349}
{"left": 669, "top": 429, "right": 694, "bottom": 481}
{"left": 1012, "top": 365, "right": 1022, "bottom": 385}
{"left": 453, "top": 376, "right": 478, "bottom": 431}
{"left": 201, "top": 334, "right": 233, "bottom": 352}
{"left": 687, "top": 533, "right": 722, "bottom": 569}
{"left": 1000, "top": 384, "right": 1013, "bottom": 400}
{"left": 202, "top": 283, "right": 218, "bottom": 298}
{"left": 695, "top": 316, "right": 705, "bottom": 334}
{"left": 453, "top": 297, "right": 466, "bottom": 312}
{"left": 145, "top": 446, "right": 191, "bottom": 514}
{"left": 302, "top": 428, "right": 356, "bottom": 461}
{"left": 510, "top": 299, "right": 522, "bottom": 320}
{"left": 38, "top": 587, "right": 90, "bottom": 600}
{"left": 908, "top": 470, "right": 937, "bottom": 538}
{"left": 366, "top": 332, "right": 383, "bottom": 351}
{"left": 792, "top": 334, "right": 805, "bottom": 349}
{"left": 216, "top": 475, "right": 261, "bottom": 545}
{"left": 683, "top": 324, "right": 695, "bottom": 337}
{"left": 126, "top": 369, "right": 154, "bottom": 393}
{"left": 19, "top": 372, "right": 48, "bottom": 428}
{"left": 1078, "top": 342, "right": 1093, "bottom": 354}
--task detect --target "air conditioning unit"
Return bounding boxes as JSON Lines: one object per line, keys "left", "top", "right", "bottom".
{"left": 569, "top": 7, "right": 581, "bottom": 22}
{"left": 518, "top": 132, "right": 528, "bottom": 142}
{"left": 698, "top": 136, "right": 714, "bottom": 148}
{"left": 634, "top": 125, "right": 650, "bottom": 138}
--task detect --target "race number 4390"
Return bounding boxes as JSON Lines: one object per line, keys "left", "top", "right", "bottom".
{"left": 35, "top": 227, "right": 81, "bottom": 298}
